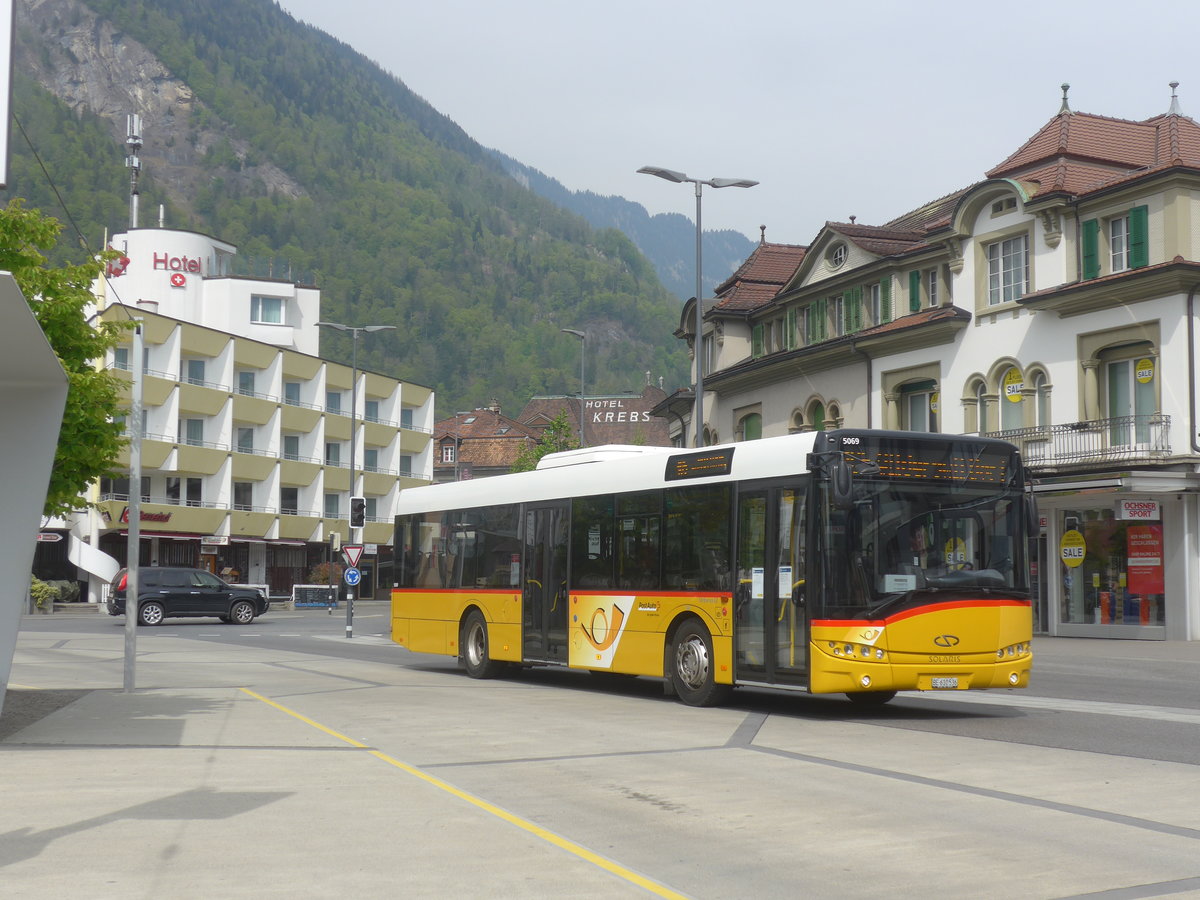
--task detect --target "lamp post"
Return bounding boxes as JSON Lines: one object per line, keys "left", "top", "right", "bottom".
{"left": 560, "top": 328, "right": 586, "bottom": 447}
{"left": 637, "top": 166, "right": 757, "bottom": 447}
{"left": 316, "top": 320, "right": 395, "bottom": 638}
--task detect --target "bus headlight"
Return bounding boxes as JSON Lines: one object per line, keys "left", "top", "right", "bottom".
{"left": 829, "top": 640, "right": 885, "bottom": 662}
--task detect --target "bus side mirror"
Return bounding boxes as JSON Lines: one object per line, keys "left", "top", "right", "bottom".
{"left": 832, "top": 457, "right": 854, "bottom": 510}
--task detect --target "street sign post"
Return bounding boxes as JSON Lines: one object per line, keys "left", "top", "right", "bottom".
{"left": 342, "top": 544, "right": 364, "bottom": 568}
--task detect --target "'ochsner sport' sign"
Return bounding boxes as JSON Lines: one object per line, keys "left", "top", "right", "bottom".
{"left": 1117, "top": 500, "right": 1160, "bottom": 521}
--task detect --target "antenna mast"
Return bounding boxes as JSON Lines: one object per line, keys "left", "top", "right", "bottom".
{"left": 125, "top": 114, "right": 142, "bottom": 229}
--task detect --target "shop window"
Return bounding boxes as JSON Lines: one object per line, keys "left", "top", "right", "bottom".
{"left": 1058, "top": 507, "right": 1165, "bottom": 627}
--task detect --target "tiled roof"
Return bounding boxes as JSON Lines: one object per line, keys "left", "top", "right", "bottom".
{"left": 711, "top": 241, "right": 806, "bottom": 314}
{"left": 987, "top": 109, "right": 1200, "bottom": 194}
{"left": 457, "top": 436, "right": 534, "bottom": 468}
{"left": 434, "top": 408, "right": 539, "bottom": 442}
{"left": 827, "top": 221, "right": 929, "bottom": 257}
{"left": 883, "top": 187, "right": 972, "bottom": 233}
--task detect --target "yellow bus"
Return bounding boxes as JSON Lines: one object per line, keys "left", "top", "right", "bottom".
{"left": 391, "top": 429, "right": 1034, "bottom": 706}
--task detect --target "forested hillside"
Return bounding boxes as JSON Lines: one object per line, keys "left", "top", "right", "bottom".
{"left": 493, "top": 151, "right": 756, "bottom": 301}
{"left": 6, "top": 0, "right": 689, "bottom": 415}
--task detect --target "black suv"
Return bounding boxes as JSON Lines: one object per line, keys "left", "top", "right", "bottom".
{"left": 108, "top": 567, "right": 270, "bottom": 626}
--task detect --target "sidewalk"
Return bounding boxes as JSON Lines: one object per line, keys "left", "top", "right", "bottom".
{"left": 1, "top": 621, "right": 645, "bottom": 899}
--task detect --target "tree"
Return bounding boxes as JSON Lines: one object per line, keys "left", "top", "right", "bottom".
{"left": 0, "top": 200, "right": 129, "bottom": 517}
{"left": 509, "top": 410, "right": 580, "bottom": 473}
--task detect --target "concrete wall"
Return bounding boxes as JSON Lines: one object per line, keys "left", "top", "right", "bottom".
{"left": 0, "top": 273, "right": 69, "bottom": 719}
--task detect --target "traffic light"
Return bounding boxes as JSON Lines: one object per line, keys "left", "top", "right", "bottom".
{"left": 349, "top": 496, "right": 366, "bottom": 528}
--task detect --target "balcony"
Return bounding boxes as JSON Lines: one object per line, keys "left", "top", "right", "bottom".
{"left": 982, "top": 415, "right": 1172, "bottom": 468}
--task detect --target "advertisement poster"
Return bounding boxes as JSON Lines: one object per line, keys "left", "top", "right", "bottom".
{"left": 1126, "top": 524, "right": 1164, "bottom": 595}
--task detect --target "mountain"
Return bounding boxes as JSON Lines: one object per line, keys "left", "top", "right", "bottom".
{"left": 492, "top": 151, "right": 757, "bottom": 301}
{"left": 6, "top": 0, "right": 690, "bottom": 417}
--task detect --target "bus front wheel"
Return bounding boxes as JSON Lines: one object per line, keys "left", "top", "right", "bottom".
{"left": 670, "top": 620, "right": 730, "bottom": 707}
{"left": 461, "top": 610, "right": 505, "bottom": 679}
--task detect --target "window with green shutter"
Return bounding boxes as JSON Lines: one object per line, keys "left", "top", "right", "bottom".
{"left": 845, "top": 286, "right": 862, "bottom": 333}
{"left": 785, "top": 307, "right": 797, "bottom": 350}
{"left": 1082, "top": 218, "right": 1100, "bottom": 280}
{"left": 751, "top": 323, "right": 764, "bottom": 358}
{"left": 1128, "top": 205, "right": 1149, "bottom": 269}
{"left": 909, "top": 270, "right": 921, "bottom": 312}
{"left": 880, "top": 277, "right": 892, "bottom": 323}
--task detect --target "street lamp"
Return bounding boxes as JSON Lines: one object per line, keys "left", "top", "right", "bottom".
{"left": 561, "top": 328, "right": 586, "bottom": 447}
{"left": 637, "top": 166, "right": 757, "bottom": 447}
{"left": 316, "top": 320, "right": 395, "bottom": 638}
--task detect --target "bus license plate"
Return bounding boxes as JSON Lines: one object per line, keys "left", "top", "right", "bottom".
{"left": 931, "top": 677, "right": 959, "bottom": 689}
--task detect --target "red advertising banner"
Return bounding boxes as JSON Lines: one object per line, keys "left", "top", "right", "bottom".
{"left": 1126, "top": 524, "right": 1164, "bottom": 595}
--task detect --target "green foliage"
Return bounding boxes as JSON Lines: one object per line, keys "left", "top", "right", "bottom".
{"left": 510, "top": 411, "right": 580, "bottom": 473}
{"left": 8, "top": 0, "right": 688, "bottom": 417}
{"left": 308, "top": 561, "right": 344, "bottom": 585}
{"left": 29, "top": 575, "right": 56, "bottom": 609}
{"left": 0, "top": 200, "right": 130, "bottom": 517}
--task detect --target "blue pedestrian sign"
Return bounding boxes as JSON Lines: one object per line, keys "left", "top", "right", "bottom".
{"left": 343, "top": 567, "right": 361, "bottom": 586}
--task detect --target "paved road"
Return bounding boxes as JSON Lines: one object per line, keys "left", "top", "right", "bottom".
{"left": 4, "top": 607, "right": 1199, "bottom": 898}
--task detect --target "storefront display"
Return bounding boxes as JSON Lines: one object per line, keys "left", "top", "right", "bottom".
{"left": 1058, "top": 503, "right": 1165, "bottom": 627}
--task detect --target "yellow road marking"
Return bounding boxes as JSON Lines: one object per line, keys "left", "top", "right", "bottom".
{"left": 240, "top": 688, "right": 687, "bottom": 899}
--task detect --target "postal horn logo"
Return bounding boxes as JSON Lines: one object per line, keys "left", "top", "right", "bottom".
{"left": 933, "top": 634, "right": 960, "bottom": 648}
{"left": 581, "top": 604, "right": 625, "bottom": 651}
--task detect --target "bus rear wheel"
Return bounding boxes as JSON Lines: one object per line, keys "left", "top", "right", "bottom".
{"left": 461, "top": 610, "right": 505, "bottom": 679}
{"left": 670, "top": 619, "right": 730, "bottom": 707}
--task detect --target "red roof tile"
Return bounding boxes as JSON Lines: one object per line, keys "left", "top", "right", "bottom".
{"left": 711, "top": 241, "right": 806, "bottom": 314}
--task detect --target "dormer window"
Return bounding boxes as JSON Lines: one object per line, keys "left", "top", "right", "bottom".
{"left": 991, "top": 197, "right": 1017, "bottom": 216}
{"left": 828, "top": 243, "right": 847, "bottom": 269}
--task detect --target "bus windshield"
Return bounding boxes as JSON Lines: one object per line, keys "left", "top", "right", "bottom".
{"left": 817, "top": 476, "right": 1030, "bottom": 620}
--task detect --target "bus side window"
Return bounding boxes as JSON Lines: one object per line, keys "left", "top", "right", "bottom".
{"left": 571, "top": 495, "right": 615, "bottom": 589}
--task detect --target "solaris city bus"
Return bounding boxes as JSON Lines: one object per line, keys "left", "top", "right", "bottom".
{"left": 391, "top": 429, "right": 1034, "bottom": 706}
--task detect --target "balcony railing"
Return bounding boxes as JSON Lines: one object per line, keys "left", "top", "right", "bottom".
{"left": 981, "top": 415, "right": 1171, "bottom": 466}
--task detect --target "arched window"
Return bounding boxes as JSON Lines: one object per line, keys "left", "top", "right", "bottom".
{"left": 827, "top": 404, "right": 842, "bottom": 429}
{"left": 1000, "top": 366, "right": 1024, "bottom": 431}
{"left": 901, "top": 381, "right": 937, "bottom": 432}
{"left": 789, "top": 410, "right": 804, "bottom": 433}
{"left": 975, "top": 381, "right": 988, "bottom": 433}
{"left": 1034, "top": 371, "right": 1050, "bottom": 428}
{"left": 739, "top": 413, "right": 762, "bottom": 442}
{"left": 809, "top": 401, "right": 826, "bottom": 432}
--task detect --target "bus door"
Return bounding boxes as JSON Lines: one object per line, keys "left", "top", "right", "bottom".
{"left": 735, "top": 485, "right": 807, "bottom": 684}
{"left": 523, "top": 502, "right": 570, "bottom": 663}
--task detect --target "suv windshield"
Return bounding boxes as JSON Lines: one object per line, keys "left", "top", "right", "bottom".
{"left": 816, "top": 477, "right": 1030, "bottom": 620}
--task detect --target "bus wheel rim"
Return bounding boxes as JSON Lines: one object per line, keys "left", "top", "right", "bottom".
{"left": 676, "top": 636, "right": 709, "bottom": 689}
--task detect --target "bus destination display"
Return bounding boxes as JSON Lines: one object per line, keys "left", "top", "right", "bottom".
{"left": 665, "top": 448, "right": 735, "bottom": 482}
{"left": 840, "top": 436, "right": 1011, "bottom": 484}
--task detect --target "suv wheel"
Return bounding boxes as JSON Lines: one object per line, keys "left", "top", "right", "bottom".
{"left": 138, "top": 601, "right": 165, "bottom": 626}
{"left": 229, "top": 600, "right": 255, "bottom": 624}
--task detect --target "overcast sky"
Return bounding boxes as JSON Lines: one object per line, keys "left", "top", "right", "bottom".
{"left": 277, "top": 0, "right": 1197, "bottom": 247}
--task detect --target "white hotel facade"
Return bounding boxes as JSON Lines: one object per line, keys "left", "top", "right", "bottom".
{"left": 52, "top": 226, "right": 434, "bottom": 602}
